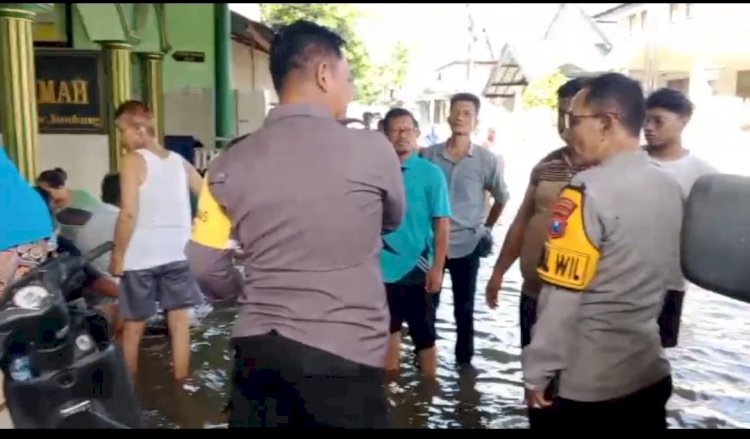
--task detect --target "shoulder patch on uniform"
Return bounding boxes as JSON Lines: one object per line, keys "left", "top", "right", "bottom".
{"left": 537, "top": 185, "right": 600, "bottom": 291}
{"left": 191, "top": 174, "right": 233, "bottom": 250}
{"left": 549, "top": 196, "right": 577, "bottom": 238}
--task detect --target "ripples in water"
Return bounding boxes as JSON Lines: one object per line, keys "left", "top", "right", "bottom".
{"left": 134, "top": 227, "right": 750, "bottom": 429}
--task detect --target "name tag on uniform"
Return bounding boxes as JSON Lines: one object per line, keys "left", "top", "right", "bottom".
{"left": 537, "top": 186, "right": 600, "bottom": 291}
{"left": 539, "top": 244, "right": 593, "bottom": 290}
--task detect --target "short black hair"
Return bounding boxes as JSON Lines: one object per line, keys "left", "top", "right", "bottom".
{"left": 37, "top": 167, "right": 67, "bottom": 188}
{"left": 646, "top": 87, "right": 694, "bottom": 118}
{"left": 557, "top": 77, "right": 586, "bottom": 100}
{"left": 383, "top": 108, "right": 419, "bottom": 133}
{"left": 450, "top": 92, "right": 481, "bottom": 114}
{"left": 582, "top": 73, "right": 646, "bottom": 138}
{"left": 101, "top": 172, "right": 121, "bottom": 206}
{"left": 269, "top": 20, "right": 346, "bottom": 93}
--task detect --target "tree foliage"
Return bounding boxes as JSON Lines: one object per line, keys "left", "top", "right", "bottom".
{"left": 388, "top": 41, "right": 410, "bottom": 92}
{"left": 521, "top": 70, "right": 568, "bottom": 109}
{"left": 371, "top": 40, "right": 410, "bottom": 103}
{"left": 260, "top": 3, "right": 381, "bottom": 104}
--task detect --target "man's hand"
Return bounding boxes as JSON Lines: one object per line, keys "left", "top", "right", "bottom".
{"left": 108, "top": 254, "right": 124, "bottom": 277}
{"left": 524, "top": 387, "right": 553, "bottom": 409}
{"left": 485, "top": 272, "right": 502, "bottom": 309}
{"left": 425, "top": 266, "right": 443, "bottom": 294}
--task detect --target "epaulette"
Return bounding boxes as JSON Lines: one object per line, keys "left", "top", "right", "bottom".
{"left": 226, "top": 133, "right": 252, "bottom": 149}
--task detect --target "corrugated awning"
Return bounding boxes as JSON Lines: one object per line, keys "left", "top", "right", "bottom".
{"left": 230, "top": 11, "right": 274, "bottom": 53}
{"left": 483, "top": 62, "right": 527, "bottom": 98}
{"left": 483, "top": 40, "right": 613, "bottom": 99}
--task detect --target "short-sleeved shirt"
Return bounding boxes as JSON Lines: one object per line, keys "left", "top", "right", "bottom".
{"left": 649, "top": 151, "right": 717, "bottom": 199}
{"left": 74, "top": 203, "right": 119, "bottom": 280}
{"left": 649, "top": 150, "right": 718, "bottom": 291}
{"left": 381, "top": 153, "right": 452, "bottom": 283}
{"left": 187, "top": 103, "right": 406, "bottom": 368}
{"left": 57, "top": 189, "right": 103, "bottom": 243}
{"left": 420, "top": 142, "right": 510, "bottom": 259}
{"left": 520, "top": 146, "right": 590, "bottom": 297}
{"left": 524, "top": 150, "right": 682, "bottom": 402}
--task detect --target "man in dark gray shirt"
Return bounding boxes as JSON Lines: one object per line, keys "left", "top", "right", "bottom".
{"left": 524, "top": 73, "right": 682, "bottom": 429}
{"left": 421, "top": 93, "right": 509, "bottom": 368}
{"left": 185, "top": 20, "right": 405, "bottom": 428}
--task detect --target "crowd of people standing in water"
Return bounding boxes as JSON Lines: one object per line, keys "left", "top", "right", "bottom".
{"left": 0, "top": 17, "right": 719, "bottom": 429}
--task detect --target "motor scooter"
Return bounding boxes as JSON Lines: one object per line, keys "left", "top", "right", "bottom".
{"left": 0, "top": 241, "right": 143, "bottom": 429}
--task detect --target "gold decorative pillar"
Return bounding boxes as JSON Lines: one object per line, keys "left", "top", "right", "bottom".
{"left": 103, "top": 42, "right": 132, "bottom": 171}
{"left": 0, "top": 6, "right": 40, "bottom": 180}
{"left": 142, "top": 52, "right": 164, "bottom": 143}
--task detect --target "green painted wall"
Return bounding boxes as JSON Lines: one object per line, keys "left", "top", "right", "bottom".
{"left": 71, "top": 3, "right": 215, "bottom": 91}
{"left": 71, "top": 7, "right": 99, "bottom": 51}
{"left": 162, "top": 3, "right": 216, "bottom": 91}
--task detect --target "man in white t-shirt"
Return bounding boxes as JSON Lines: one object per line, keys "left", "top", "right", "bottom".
{"left": 644, "top": 87, "right": 718, "bottom": 348}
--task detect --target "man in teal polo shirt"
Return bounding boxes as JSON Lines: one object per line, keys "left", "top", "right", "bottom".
{"left": 381, "top": 108, "right": 451, "bottom": 378}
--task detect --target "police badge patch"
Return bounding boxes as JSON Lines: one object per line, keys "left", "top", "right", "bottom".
{"left": 549, "top": 196, "right": 577, "bottom": 239}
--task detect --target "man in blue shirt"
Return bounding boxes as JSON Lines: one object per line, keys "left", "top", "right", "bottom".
{"left": 380, "top": 108, "right": 451, "bottom": 378}
{"left": 421, "top": 93, "right": 510, "bottom": 369}
{"left": 0, "top": 146, "right": 54, "bottom": 296}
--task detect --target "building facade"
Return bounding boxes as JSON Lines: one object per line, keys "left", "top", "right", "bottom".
{"left": 0, "top": 3, "right": 275, "bottom": 194}
{"left": 594, "top": 3, "right": 750, "bottom": 98}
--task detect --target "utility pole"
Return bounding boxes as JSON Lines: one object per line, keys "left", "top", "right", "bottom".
{"left": 466, "top": 3, "right": 474, "bottom": 83}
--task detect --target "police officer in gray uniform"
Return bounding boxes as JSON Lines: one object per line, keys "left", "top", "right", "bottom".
{"left": 523, "top": 73, "right": 683, "bottom": 429}
{"left": 186, "top": 20, "right": 404, "bottom": 428}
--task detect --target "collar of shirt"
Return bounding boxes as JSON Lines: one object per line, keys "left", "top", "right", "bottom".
{"left": 265, "top": 103, "right": 335, "bottom": 124}
{"left": 401, "top": 151, "right": 420, "bottom": 170}
{"left": 602, "top": 149, "right": 649, "bottom": 168}
{"left": 437, "top": 141, "right": 478, "bottom": 163}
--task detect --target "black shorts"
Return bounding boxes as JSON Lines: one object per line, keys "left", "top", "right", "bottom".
{"left": 386, "top": 283, "right": 438, "bottom": 352}
{"left": 227, "top": 331, "right": 390, "bottom": 428}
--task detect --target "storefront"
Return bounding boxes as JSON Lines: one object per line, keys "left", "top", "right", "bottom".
{"left": 0, "top": 3, "right": 234, "bottom": 192}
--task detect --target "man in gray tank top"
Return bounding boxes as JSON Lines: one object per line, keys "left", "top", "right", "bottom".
{"left": 523, "top": 73, "right": 683, "bottom": 429}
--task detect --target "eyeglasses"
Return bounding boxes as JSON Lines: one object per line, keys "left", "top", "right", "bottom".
{"left": 563, "top": 111, "right": 620, "bottom": 131}
{"left": 387, "top": 127, "right": 417, "bottom": 136}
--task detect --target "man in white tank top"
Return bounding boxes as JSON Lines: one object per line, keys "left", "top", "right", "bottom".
{"left": 644, "top": 88, "right": 718, "bottom": 349}
{"left": 108, "top": 100, "right": 204, "bottom": 381}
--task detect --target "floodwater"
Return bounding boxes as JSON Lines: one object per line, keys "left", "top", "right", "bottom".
{"left": 134, "top": 228, "right": 750, "bottom": 429}
{"left": 134, "top": 137, "right": 750, "bottom": 429}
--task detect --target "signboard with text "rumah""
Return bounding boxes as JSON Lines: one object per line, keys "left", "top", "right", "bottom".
{"left": 34, "top": 50, "right": 105, "bottom": 134}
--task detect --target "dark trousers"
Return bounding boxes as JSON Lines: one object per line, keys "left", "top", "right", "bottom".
{"left": 555, "top": 376, "right": 673, "bottom": 429}
{"left": 520, "top": 294, "right": 558, "bottom": 429}
{"left": 227, "top": 331, "right": 390, "bottom": 428}
{"left": 659, "top": 290, "right": 685, "bottom": 348}
{"left": 437, "top": 249, "right": 481, "bottom": 365}
{"left": 521, "top": 292, "right": 678, "bottom": 429}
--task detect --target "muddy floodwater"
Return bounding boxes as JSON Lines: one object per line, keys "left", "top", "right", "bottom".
{"left": 135, "top": 141, "right": 750, "bottom": 429}
{"left": 134, "top": 222, "right": 750, "bottom": 429}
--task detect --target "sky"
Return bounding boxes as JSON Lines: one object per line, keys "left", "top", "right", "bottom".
{"left": 353, "top": 3, "right": 620, "bottom": 88}
{"left": 229, "top": 3, "right": 622, "bottom": 91}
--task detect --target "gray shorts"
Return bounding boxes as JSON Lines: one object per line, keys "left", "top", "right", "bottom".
{"left": 119, "top": 260, "right": 202, "bottom": 321}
